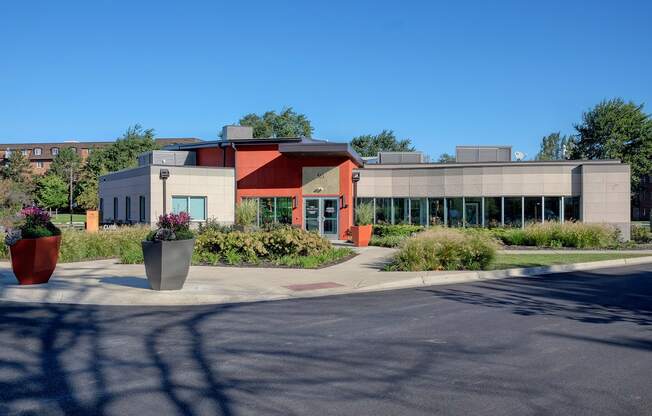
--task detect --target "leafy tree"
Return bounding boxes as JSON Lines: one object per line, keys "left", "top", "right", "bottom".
{"left": 75, "top": 124, "right": 159, "bottom": 210}
{"left": 75, "top": 176, "right": 99, "bottom": 210}
{"left": 48, "top": 147, "right": 82, "bottom": 180}
{"left": 570, "top": 98, "right": 652, "bottom": 192}
{"left": 35, "top": 174, "right": 68, "bottom": 210}
{"left": 535, "top": 132, "right": 573, "bottom": 160}
{"left": 350, "top": 130, "right": 415, "bottom": 157}
{"left": 1, "top": 151, "right": 32, "bottom": 184}
{"left": 84, "top": 124, "right": 158, "bottom": 175}
{"left": 0, "top": 179, "right": 31, "bottom": 227}
{"left": 438, "top": 153, "right": 455, "bottom": 163}
{"left": 237, "top": 107, "right": 313, "bottom": 138}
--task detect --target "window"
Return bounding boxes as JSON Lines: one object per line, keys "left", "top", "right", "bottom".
{"left": 51, "top": 147, "right": 59, "bottom": 156}
{"left": 139, "top": 196, "right": 146, "bottom": 222}
{"left": 21, "top": 149, "right": 28, "bottom": 156}
{"left": 524, "top": 197, "right": 542, "bottom": 224}
{"left": 125, "top": 197, "right": 131, "bottom": 222}
{"left": 172, "top": 196, "right": 207, "bottom": 221}
{"left": 35, "top": 161, "right": 44, "bottom": 168}
{"left": 504, "top": 197, "right": 522, "bottom": 228}
{"left": 392, "top": 198, "right": 409, "bottom": 224}
{"left": 446, "top": 198, "right": 463, "bottom": 227}
{"left": 70, "top": 147, "right": 77, "bottom": 153}
{"left": 409, "top": 198, "right": 428, "bottom": 225}
{"left": 113, "top": 197, "right": 118, "bottom": 221}
{"left": 243, "top": 197, "right": 293, "bottom": 226}
{"left": 99, "top": 198, "right": 104, "bottom": 223}
{"left": 484, "top": 197, "right": 502, "bottom": 228}
{"left": 464, "top": 197, "right": 482, "bottom": 227}
{"left": 429, "top": 198, "right": 445, "bottom": 226}
{"left": 34, "top": 147, "right": 42, "bottom": 156}
{"left": 375, "top": 198, "right": 391, "bottom": 224}
{"left": 564, "top": 196, "right": 581, "bottom": 222}
{"left": 544, "top": 197, "right": 561, "bottom": 222}
{"left": 5, "top": 149, "right": 11, "bottom": 157}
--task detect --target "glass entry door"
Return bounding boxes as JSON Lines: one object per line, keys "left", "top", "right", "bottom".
{"left": 304, "top": 198, "right": 339, "bottom": 239}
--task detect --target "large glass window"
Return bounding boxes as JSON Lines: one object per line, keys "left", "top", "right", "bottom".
{"left": 544, "top": 197, "right": 561, "bottom": 222}
{"left": 409, "top": 198, "right": 428, "bottom": 225}
{"left": 375, "top": 198, "right": 391, "bottom": 224}
{"left": 99, "top": 198, "right": 104, "bottom": 223}
{"left": 244, "top": 197, "right": 293, "bottom": 226}
{"left": 446, "top": 198, "right": 464, "bottom": 227}
{"left": 429, "top": 198, "right": 445, "bottom": 226}
{"left": 172, "top": 196, "right": 207, "bottom": 221}
{"left": 484, "top": 197, "right": 502, "bottom": 227}
{"left": 464, "top": 197, "right": 482, "bottom": 227}
{"left": 392, "top": 198, "right": 409, "bottom": 224}
{"left": 524, "top": 197, "right": 542, "bottom": 224}
{"left": 113, "top": 197, "right": 118, "bottom": 221}
{"left": 259, "top": 197, "right": 275, "bottom": 225}
{"left": 564, "top": 196, "right": 581, "bottom": 222}
{"left": 504, "top": 197, "right": 522, "bottom": 228}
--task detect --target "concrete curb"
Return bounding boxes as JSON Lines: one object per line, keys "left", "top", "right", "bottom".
{"left": 361, "top": 256, "right": 652, "bottom": 291}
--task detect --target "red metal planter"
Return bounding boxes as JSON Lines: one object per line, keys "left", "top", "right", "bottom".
{"left": 9, "top": 235, "right": 61, "bottom": 285}
{"left": 351, "top": 225, "right": 373, "bottom": 247}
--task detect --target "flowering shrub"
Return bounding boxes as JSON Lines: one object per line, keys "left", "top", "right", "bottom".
{"left": 4, "top": 206, "right": 61, "bottom": 245}
{"left": 146, "top": 212, "right": 194, "bottom": 242}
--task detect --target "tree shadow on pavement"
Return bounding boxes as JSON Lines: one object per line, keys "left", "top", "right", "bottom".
{"left": 421, "top": 267, "right": 652, "bottom": 327}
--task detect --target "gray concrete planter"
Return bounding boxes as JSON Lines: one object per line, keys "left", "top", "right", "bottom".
{"left": 142, "top": 239, "right": 195, "bottom": 290}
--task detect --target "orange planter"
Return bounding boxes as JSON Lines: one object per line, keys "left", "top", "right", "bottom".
{"left": 9, "top": 235, "right": 61, "bottom": 285}
{"left": 351, "top": 225, "right": 373, "bottom": 247}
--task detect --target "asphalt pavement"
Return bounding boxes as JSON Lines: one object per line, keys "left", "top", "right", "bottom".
{"left": 1, "top": 263, "right": 651, "bottom": 415}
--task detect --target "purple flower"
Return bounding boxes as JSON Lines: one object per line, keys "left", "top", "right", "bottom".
{"left": 20, "top": 206, "right": 51, "bottom": 225}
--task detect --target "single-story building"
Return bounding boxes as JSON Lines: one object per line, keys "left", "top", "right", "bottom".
{"left": 99, "top": 126, "right": 631, "bottom": 240}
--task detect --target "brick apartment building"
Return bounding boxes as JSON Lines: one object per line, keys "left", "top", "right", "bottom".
{"left": 0, "top": 138, "right": 202, "bottom": 175}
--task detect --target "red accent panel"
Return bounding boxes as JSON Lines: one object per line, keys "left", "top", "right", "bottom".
{"left": 234, "top": 144, "right": 356, "bottom": 239}
{"left": 196, "top": 147, "right": 236, "bottom": 167}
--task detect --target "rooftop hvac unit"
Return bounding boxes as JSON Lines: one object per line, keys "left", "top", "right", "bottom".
{"left": 377, "top": 152, "right": 426, "bottom": 164}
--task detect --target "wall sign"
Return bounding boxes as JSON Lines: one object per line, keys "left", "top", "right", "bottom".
{"left": 302, "top": 167, "right": 340, "bottom": 195}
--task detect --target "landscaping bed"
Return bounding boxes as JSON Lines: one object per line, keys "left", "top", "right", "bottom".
{"left": 0, "top": 223, "right": 353, "bottom": 269}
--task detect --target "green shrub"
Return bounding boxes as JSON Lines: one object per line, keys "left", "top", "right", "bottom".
{"left": 355, "top": 202, "right": 374, "bottom": 226}
{"left": 273, "top": 247, "right": 354, "bottom": 268}
{"left": 194, "top": 225, "right": 331, "bottom": 264}
{"left": 631, "top": 225, "right": 652, "bottom": 243}
{"left": 373, "top": 224, "right": 425, "bottom": 237}
{"left": 388, "top": 227, "right": 497, "bottom": 271}
{"left": 495, "top": 222, "right": 620, "bottom": 248}
{"left": 236, "top": 199, "right": 258, "bottom": 226}
{"left": 370, "top": 235, "right": 408, "bottom": 248}
{"left": 57, "top": 226, "right": 150, "bottom": 263}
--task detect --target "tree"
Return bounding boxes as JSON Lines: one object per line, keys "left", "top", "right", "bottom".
{"left": 75, "top": 176, "right": 99, "bottom": 210}
{"left": 236, "top": 107, "right": 313, "bottom": 138}
{"left": 535, "top": 132, "right": 573, "bottom": 160}
{"left": 350, "top": 130, "right": 415, "bottom": 157}
{"left": 48, "top": 147, "right": 82, "bottom": 180}
{"left": 570, "top": 98, "right": 652, "bottom": 192}
{"left": 438, "top": 153, "right": 455, "bottom": 163}
{"left": 0, "top": 179, "right": 31, "bottom": 227}
{"left": 76, "top": 124, "right": 159, "bottom": 210}
{"left": 1, "top": 151, "right": 32, "bottom": 184}
{"left": 35, "top": 174, "right": 68, "bottom": 210}
{"left": 84, "top": 124, "right": 158, "bottom": 175}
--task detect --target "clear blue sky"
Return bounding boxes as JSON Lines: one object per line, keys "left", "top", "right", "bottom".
{"left": 1, "top": 0, "right": 651, "bottom": 159}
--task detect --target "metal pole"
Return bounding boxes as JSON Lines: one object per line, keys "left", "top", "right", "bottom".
{"left": 69, "top": 166, "right": 73, "bottom": 227}
{"left": 162, "top": 179, "right": 167, "bottom": 215}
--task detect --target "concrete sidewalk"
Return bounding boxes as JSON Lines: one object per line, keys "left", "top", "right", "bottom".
{"left": 1, "top": 247, "right": 652, "bottom": 306}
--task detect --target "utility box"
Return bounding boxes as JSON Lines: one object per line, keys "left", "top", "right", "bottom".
{"left": 456, "top": 146, "right": 512, "bottom": 163}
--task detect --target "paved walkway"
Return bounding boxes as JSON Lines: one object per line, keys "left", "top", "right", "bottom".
{"left": 2, "top": 247, "right": 652, "bottom": 306}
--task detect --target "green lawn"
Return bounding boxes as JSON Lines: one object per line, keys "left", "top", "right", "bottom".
{"left": 492, "top": 252, "right": 651, "bottom": 270}
{"left": 52, "top": 213, "right": 87, "bottom": 224}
